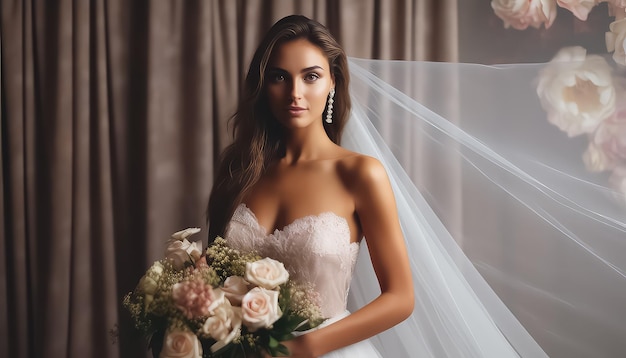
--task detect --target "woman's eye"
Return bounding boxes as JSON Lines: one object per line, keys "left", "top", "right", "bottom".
{"left": 271, "top": 74, "right": 285, "bottom": 82}
{"left": 305, "top": 73, "right": 320, "bottom": 82}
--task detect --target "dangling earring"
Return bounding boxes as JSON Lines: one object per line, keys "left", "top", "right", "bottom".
{"left": 325, "top": 88, "right": 335, "bottom": 124}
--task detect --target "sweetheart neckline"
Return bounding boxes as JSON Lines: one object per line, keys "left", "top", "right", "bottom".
{"left": 236, "top": 203, "right": 357, "bottom": 245}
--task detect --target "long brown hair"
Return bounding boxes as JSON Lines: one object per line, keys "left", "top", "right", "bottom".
{"left": 207, "top": 15, "right": 351, "bottom": 240}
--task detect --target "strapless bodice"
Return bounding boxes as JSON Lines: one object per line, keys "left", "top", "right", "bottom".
{"left": 224, "top": 204, "right": 360, "bottom": 318}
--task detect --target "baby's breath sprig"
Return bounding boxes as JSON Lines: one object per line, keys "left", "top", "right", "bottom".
{"left": 204, "top": 237, "right": 261, "bottom": 281}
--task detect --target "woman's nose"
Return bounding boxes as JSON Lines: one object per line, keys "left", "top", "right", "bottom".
{"left": 289, "top": 79, "right": 302, "bottom": 100}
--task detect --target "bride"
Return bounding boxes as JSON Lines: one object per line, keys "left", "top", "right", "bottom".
{"left": 203, "top": 7, "right": 626, "bottom": 355}
{"left": 207, "top": 15, "right": 414, "bottom": 357}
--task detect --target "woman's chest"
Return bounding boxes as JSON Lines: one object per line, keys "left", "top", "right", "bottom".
{"left": 243, "top": 168, "right": 355, "bottom": 232}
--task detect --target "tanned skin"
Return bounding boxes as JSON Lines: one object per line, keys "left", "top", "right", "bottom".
{"left": 243, "top": 39, "right": 414, "bottom": 357}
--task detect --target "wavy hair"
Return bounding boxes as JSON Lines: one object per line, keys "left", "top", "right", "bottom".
{"left": 207, "top": 15, "right": 351, "bottom": 240}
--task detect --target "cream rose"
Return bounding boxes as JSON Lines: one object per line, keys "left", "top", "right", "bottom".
{"left": 138, "top": 262, "right": 164, "bottom": 294}
{"left": 221, "top": 276, "right": 250, "bottom": 306}
{"left": 557, "top": 0, "right": 600, "bottom": 21}
{"left": 202, "top": 300, "right": 242, "bottom": 352}
{"left": 138, "top": 262, "right": 164, "bottom": 309}
{"left": 241, "top": 287, "right": 282, "bottom": 332}
{"left": 245, "top": 258, "right": 289, "bottom": 290}
{"left": 606, "top": 18, "right": 626, "bottom": 66}
{"left": 537, "top": 46, "right": 616, "bottom": 137}
{"left": 491, "top": 0, "right": 557, "bottom": 30}
{"left": 159, "top": 328, "right": 202, "bottom": 358}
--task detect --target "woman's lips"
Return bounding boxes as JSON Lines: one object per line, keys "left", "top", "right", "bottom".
{"left": 288, "top": 106, "right": 306, "bottom": 115}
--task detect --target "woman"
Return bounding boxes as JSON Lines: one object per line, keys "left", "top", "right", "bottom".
{"left": 207, "top": 15, "right": 414, "bottom": 357}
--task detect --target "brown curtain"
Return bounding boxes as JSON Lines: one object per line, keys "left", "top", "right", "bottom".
{"left": 0, "top": 1, "right": 457, "bottom": 357}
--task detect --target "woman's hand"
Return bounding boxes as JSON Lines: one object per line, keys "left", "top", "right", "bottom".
{"left": 279, "top": 336, "right": 317, "bottom": 358}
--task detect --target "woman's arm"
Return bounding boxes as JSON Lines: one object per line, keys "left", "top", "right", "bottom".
{"left": 283, "top": 156, "right": 415, "bottom": 357}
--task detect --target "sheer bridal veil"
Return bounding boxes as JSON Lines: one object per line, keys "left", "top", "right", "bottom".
{"left": 343, "top": 57, "right": 626, "bottom": 358}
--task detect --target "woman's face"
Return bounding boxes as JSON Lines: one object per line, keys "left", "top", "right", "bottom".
{"left": 265, "top": 39, "right": 335, "bottom": 130}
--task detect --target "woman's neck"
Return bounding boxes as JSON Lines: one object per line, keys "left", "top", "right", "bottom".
{"left": 282, "top": 125, "right": 335, "bottom": 164}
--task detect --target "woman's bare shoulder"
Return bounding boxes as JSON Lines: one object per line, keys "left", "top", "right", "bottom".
{"left": 335, "top": 150, "right": 388, "bottom": 189}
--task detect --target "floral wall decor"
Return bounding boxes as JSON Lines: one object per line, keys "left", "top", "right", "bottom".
{"left": 492, "top": 0, "right": 626, "bottom": 201}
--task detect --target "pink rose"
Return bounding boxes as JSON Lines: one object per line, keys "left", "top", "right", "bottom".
{"left": 557, "top": 0, "right": 601, "bottom": 21}
{"left": 159, "top": 328, "right": 202, "bottom": 358}
{"left": 491, "top": 0, "right": 557, "bottom": 30}
{"left": 172, "top": 279, "right": 224, "bottom": 319}
{"left": 221, "top": 276, "right": 250, "bottom": 306}
{"left": 241, "top": 287, "right": 282, "bottom": 332}
{"left": 202, "top": 300, "right": 242, "bottom": 352}
{"left": 245, "top": 257, "right": 289, "bottom": 290}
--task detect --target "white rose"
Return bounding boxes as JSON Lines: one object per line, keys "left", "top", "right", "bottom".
{"left": 221, "top": 276, "right": 250, "bottom": 306}
{"left": 241, "top": 287, "right": 282, "bottom": 332}
{"left": 159, "top": 328, "right": 202, "bottom": 358}
{"left": 165, "top": 239, "right": 203, "bottom": 270}
{"left": 556, "top": 0, "right": 600, "bottom": 21}
{"left": 537, "top": 46, "right": 616, "bottom": 137}
{"left": 245, "top": 258, "right": 290, "bottom": 290}
{"left": 202, "top": 300, "right": 242, "bottom": 352}
{"left": 606, "top": 18, "right": 626, "bottom": 66}
{"left": 491, "top": 0, "right": 557, "bottom": 30}
{"left": 172, "top": 227, "right": 201, "bottom": 240}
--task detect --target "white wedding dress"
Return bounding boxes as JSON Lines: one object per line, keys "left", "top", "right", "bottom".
{"left": 225, "top": 203, "right": 382, "bottom": 357}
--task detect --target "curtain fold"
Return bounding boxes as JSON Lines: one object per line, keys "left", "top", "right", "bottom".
{"left": 1, "top": 1, "right": 457, "bottom": 357}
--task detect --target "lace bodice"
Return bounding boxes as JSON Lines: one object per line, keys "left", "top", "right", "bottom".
{"left": 224, "top": 203, "right": 360, "bottom": 318}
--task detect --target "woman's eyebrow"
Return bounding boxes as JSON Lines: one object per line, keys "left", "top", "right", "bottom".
{"left": 300, "top": 65, "right": 324, "bottom": 72}
{"left": 266, "top": 65, "right": 325, "bottom": 73}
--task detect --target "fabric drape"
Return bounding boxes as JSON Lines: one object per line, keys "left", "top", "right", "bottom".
{"left": 0, "top": 1, "right": 457, "bottom": 357}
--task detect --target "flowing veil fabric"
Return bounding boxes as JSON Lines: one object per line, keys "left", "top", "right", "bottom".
{"left": 343, "top": 58, "right": 626, "bottom": 357}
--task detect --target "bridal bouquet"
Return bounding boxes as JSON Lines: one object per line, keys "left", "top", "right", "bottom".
{"left": 124, "top": 228, "right": 323, "bottom": 357}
